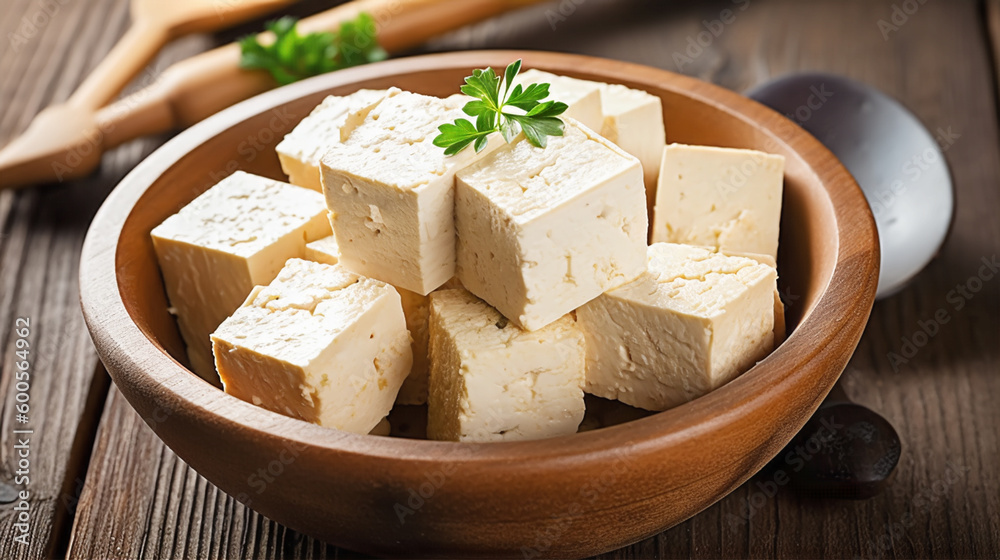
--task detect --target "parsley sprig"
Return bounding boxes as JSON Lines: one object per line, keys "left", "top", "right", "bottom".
{"left": 434, "top": 60, "right": 569, "bottom": 156}
{"left": 239, "top": 15, "right": 387, "bottom": 86}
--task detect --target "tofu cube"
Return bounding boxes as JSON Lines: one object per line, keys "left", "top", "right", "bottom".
{"left": 512, "top": 72, "right": 666, "bottom": 213}
{"left": 276, "top": 89, "right": 388, "bottom": 191}
{"left": 652, "top": 144, "right": 785, "bottom": 259}
{"left": 151, "top": 171, "right": 331, "bottom": 380}
{"left": 444, "top": 93, "right": 474, "bottom": 107}
{"left": 455, "top": 117, "right": 647, "bottom": 331}
{"left": 303, "top": 234, "right": 341, "bottom": 266}
{"left": 720, "top": 249, "right": 787, "bottom": 345}
{"left": 300, "top": 234, "right": 459, "bottom": 404}
{"left": 394, "top": 288, "right": 432, "bottom": 405}
{"left": 427, "top": 289, "right": 585, "bottom": 442}
{"left": 321, "top": 89, "right": 499, "bottom": 295}
{"left": 577, "top": 243, "right": 777, "bottom": 411}
{"left": 599, "top": 83, "right": 666, "bottom": 211}
{"left": 211, "top": 259, "right": 412, "bottom": 434}
{"left": 515, "top": 69, "right": 604, "bottom": 131}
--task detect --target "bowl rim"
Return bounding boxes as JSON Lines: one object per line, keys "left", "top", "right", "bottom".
{"left": 80, "top": 50, "right": 879, "bottom": 467}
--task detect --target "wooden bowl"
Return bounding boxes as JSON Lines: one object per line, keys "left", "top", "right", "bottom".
{"left": 80, "top": 51, "right": 878, "bottom": 558}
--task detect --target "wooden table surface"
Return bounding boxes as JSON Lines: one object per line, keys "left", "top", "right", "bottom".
{"left": 1, "top": 0, "right": 997, "bottom": 558}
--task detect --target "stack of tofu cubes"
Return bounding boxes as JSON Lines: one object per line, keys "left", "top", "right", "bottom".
{"left": 151, "top": 70, "right": 785, "bottom": 442}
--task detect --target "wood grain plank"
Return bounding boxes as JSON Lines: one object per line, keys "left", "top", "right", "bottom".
{"left": 989, "top": 0, "right": 1000, "bottom": 144}
{"left": 55, "top": 0, "right": 1000, "bottom": 559}
{"left": 69, "top": 386, "right": 369, "bottom": 560}
{"left": 0, "top": 0, "right": 177, "bottom": 558}
{"left": 0, "top": 156, "right": 116, "bottom": 559}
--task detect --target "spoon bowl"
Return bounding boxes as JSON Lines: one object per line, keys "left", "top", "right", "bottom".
{"left": 749, "top": 72, "right": 954, "bottom": 298}
{"left": 769, "top": 393, "right": 901, "bottom": 499}
{"left": 0, "top": 105, "right": 103, "bottom": 186}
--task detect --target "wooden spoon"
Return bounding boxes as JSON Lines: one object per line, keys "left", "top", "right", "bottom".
{"left": 0, "top": 0, "right": 296, "bottom": 189}
{"left": 0, "top": 0, "right": 547, "bottom": 190}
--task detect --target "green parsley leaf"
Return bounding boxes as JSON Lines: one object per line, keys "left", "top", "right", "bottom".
{"left": 507, "top": 115, "right": 564, "bottom": 148}
{"left": 238, "top": 14, "right": 387, "bottom": 86}
{"left": 525, "top": 100, "right": 569, "bottom": 118}
{"left": 506, "top": 83, "right": 550, "bottom": 111}
{"left": 434, "top": 59, "right": 568, "bottom": 155}
{"left": 461, "top": 67, "right": 502, "bottom": 113}
{"left": 433, "top": 119, "right": 491, "bottom": 156}
{"left": 503, "top": 59, "right": 521, "bottom": 95}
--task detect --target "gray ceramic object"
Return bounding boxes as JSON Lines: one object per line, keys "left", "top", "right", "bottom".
{"left": 748, "top": 72, "right": 954, "bottom": 298}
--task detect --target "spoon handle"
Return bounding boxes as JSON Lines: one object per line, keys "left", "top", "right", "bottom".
{"left": 68, "top": 19, "right": 170, "bottom": 110}
{"left": 96, "top": 0, "right": 547, "bottom": 150}
{"left": 98, "top": 44, "right": 259, "bottom": 148}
